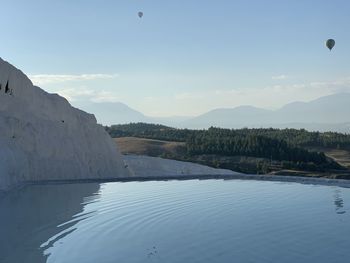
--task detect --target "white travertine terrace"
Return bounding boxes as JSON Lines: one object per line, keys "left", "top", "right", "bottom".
{"left": 0, "top": 58, "right": 131, "bottom": 190}
{"left": 124, "top": 155, "right": 237, "bottom": 178}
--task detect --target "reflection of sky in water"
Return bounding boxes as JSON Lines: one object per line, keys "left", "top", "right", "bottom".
{"left": 1, "top": 180, "right": 350, "bottom": 263}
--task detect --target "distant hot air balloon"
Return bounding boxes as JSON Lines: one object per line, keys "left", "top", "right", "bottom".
{"left": 326, "top": 39, "right": 335, "bottom": 51}
{"left": 138, "top": 12, "right": 143, "bottom": 18}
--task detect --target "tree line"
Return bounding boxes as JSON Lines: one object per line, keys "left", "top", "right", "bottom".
{"left": 106, "top": 123, "right": 350, "bottom": 169}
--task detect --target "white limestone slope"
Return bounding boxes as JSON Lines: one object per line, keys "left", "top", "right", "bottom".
{"left": 0, "top": 58, "right": 130, "bottom": 191}
{"left": 124, "top": 155, "right": 238, "bottom": 177}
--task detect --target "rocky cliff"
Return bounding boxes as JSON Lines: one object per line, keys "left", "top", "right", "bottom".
{"left": 0, "top": 58, "right": 130, "bottom": 191}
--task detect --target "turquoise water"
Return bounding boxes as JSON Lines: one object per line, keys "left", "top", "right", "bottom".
{"left": 1, "top": 179, "right": 350, "bottom": 263}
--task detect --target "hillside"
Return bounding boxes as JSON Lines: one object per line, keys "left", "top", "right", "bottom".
{"left": 81, "top": 93, "right": 350, "bottom": 133}
{"left": 74, "top": 101, "right": 190, "bottom": 127}
{"left": 109, "top": 123, "right": 350, "bottom": 178}
{"left": 115, "top": 137, "right": 186, "bottom": 157}
{"left": 183, "top": 93, "right": 350, "bottom": 130}
{"left": 73, "top": 101, "right": 149, "bottom": 125}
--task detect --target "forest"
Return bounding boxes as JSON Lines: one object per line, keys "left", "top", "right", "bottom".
{"left": 106, "top": 123, "right": 350, "bottom": 174}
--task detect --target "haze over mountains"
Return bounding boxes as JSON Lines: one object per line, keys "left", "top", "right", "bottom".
{"left": 75, "top": 93, "right": 350, "bottom": 133}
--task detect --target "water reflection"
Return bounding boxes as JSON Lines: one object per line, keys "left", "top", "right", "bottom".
{"left": 1, "top": 180, "right": 350, "bottom": 263}
{"left": 333, "top": 189, "right": 346, "bottom": 215}
{"left": 0, "top": 183, "right": 100, "bottom": 263}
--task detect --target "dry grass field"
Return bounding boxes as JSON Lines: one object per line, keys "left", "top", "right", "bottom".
{"left": 114, "top": 137, "right": 350, "bottom": 178}
{"left": 307, "top": 147, "right": 350, "bottom": 169}
{"left": 323, "top": 149, "right": 350, "bottom": 169}
{"left": 114, "top": 137, "right": 186, "bottom": 156}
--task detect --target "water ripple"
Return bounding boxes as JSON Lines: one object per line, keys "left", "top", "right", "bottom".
{"left": 1, "top": 180, "right": 350, "bottom": 263}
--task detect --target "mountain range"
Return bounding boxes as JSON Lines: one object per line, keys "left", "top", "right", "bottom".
{"left": 73, "top": 93, "right": 350, "bottom": 133}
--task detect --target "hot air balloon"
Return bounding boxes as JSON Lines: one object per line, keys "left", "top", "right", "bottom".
{"left": 138, "top": 12, "right": 143, "bottom": 18}
{"left": 326, "top": 39, "right": 335, "bottom": 51}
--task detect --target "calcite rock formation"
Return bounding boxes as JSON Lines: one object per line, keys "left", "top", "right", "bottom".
{"left": 0, "top": 58, "right": 130, "bottom": 191}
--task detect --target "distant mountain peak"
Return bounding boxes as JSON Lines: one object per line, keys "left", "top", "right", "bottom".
{"left": 71, "top": 92, "right": 350, "bottom": 132}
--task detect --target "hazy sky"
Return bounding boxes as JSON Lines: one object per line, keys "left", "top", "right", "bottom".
{"left": 2, "top": 0, "right": 350, "bottom": 116}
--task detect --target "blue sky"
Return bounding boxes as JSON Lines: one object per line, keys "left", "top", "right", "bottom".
{"left": 2, "top": 0, "right": 350, "bottom": 116}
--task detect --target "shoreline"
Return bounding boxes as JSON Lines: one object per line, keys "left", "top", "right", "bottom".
{"left": 2, "top": 173, "right": 350, "bottom": 197}
{"left": 2, "top": 153, "right": 350, "bottom": 194}
{"left": 22, "top": 173, "right": 350, "bottom": 188}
